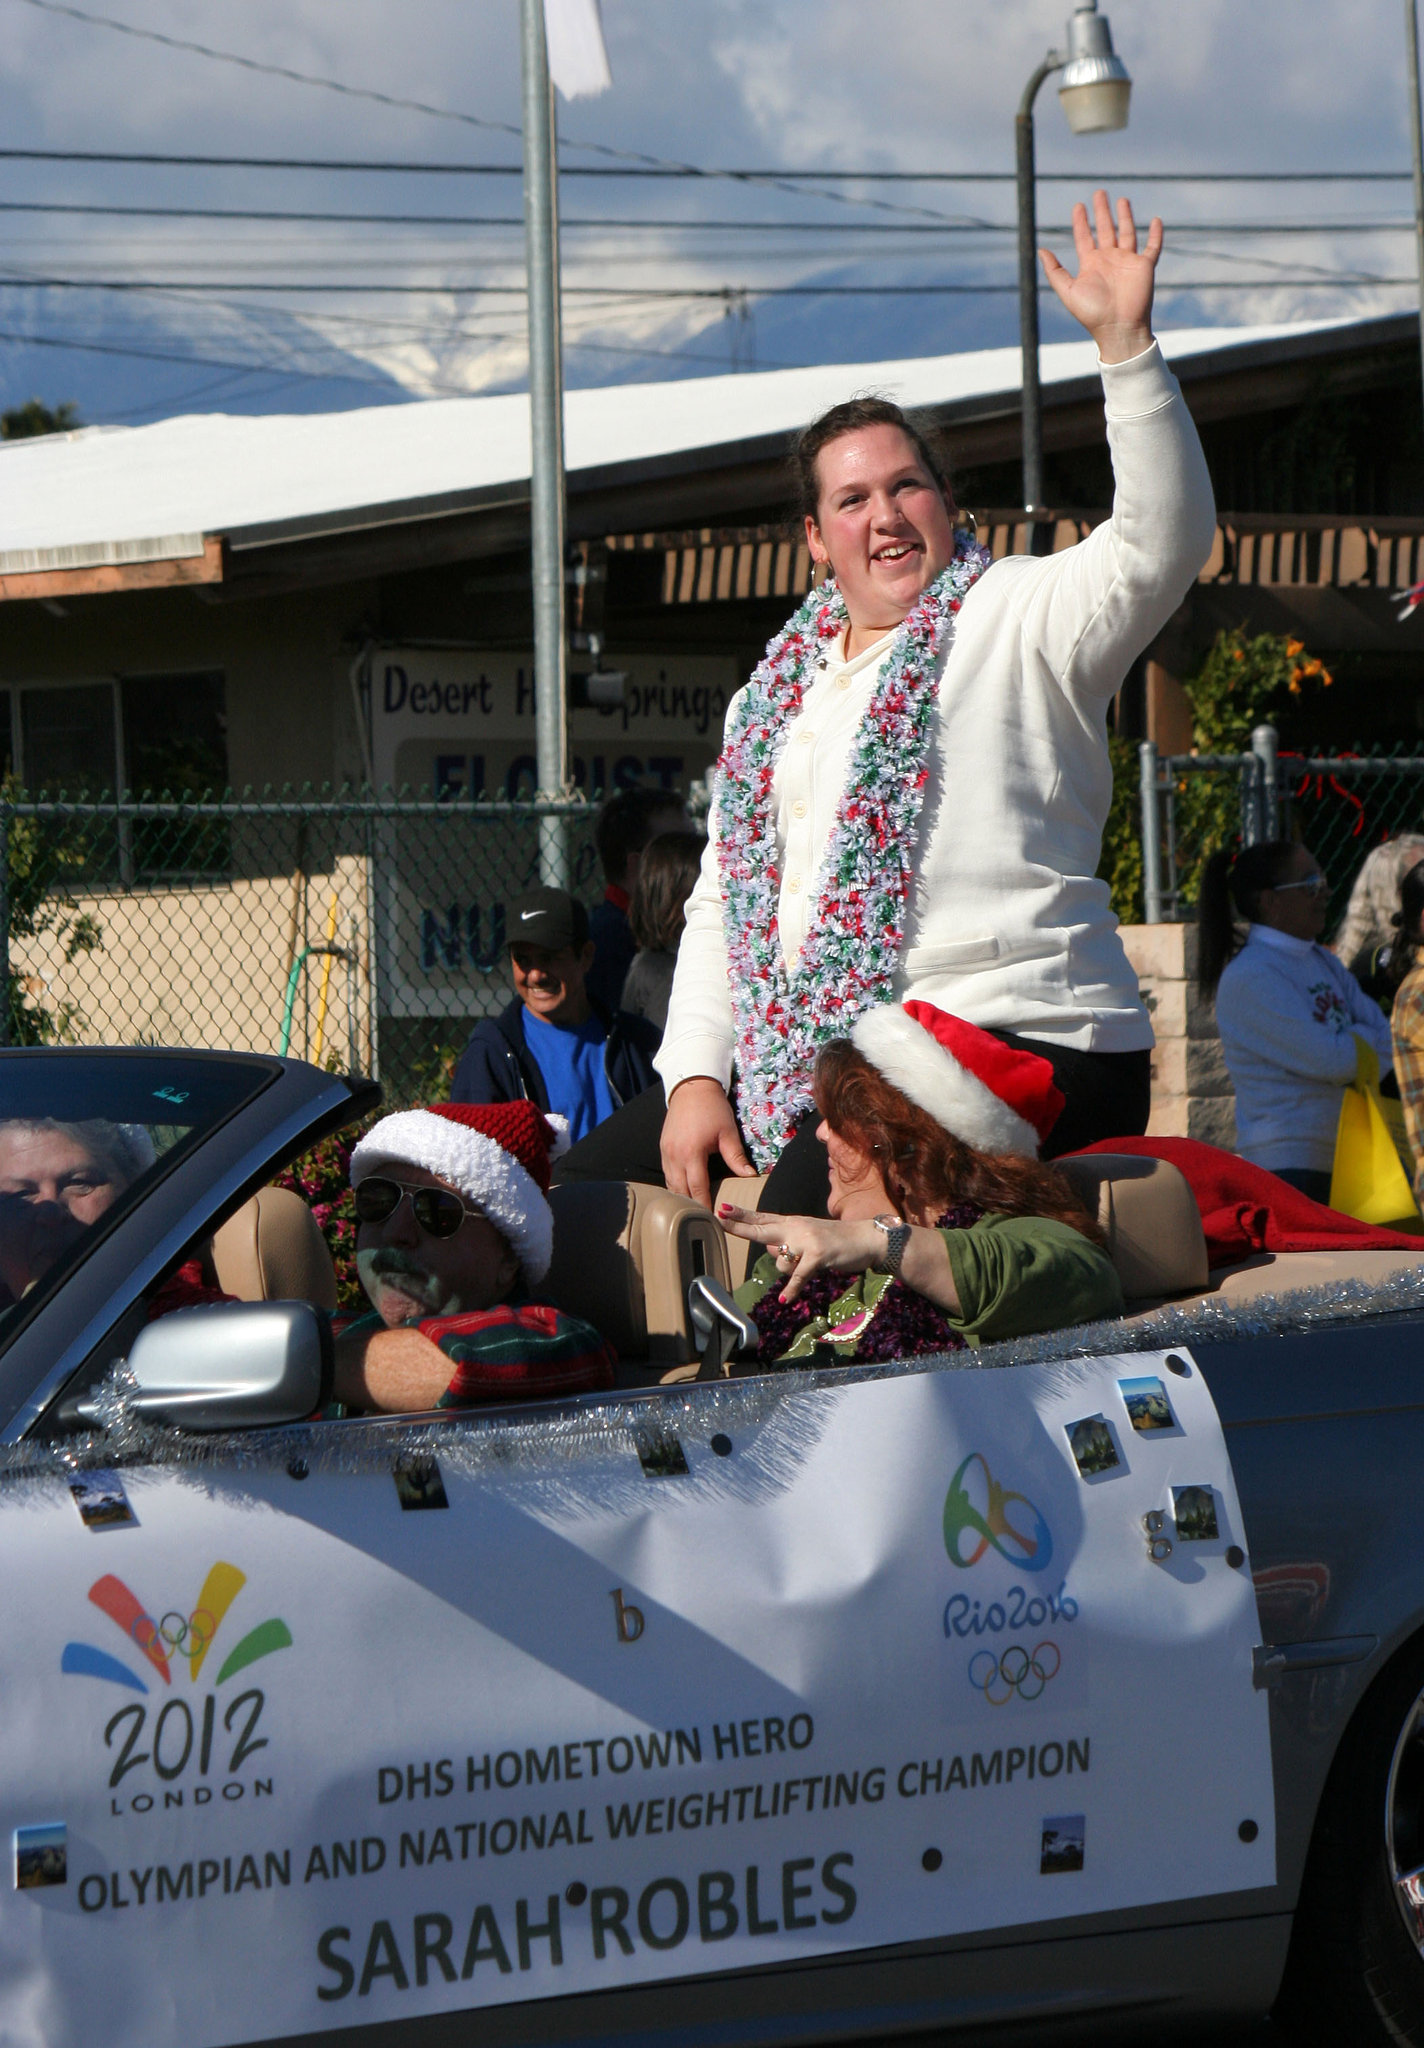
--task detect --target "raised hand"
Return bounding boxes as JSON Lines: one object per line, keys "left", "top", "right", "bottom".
{"left": 1039, "top": 189, "right": 1160, "bottom": 365}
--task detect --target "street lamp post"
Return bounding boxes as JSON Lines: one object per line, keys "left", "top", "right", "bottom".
{"left": 1016, "top": 2, "right": 1132, "bottom": 531}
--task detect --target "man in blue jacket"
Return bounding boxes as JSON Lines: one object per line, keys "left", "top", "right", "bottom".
{"left": 450, "top": 887, "right": 661, "bottom": 1144}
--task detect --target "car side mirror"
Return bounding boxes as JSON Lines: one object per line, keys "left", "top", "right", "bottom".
{"left": 687, "top": 1276, "right": 759, "bottom": 1381}
{"left": 78, "top": 1301, "right": 332, "bottom": 1432}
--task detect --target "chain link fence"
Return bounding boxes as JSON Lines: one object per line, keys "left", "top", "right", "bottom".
{"left": 1140, "top": 728, "right": 1424, "bottom": 930}
{"left": 0, "top": 792, "right": 604, "bottom": 1106}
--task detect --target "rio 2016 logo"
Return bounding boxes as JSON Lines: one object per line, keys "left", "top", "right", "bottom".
{"left": 943, "top": 1452, "right": 1054, "bottom": 1574}
{"left": 61, "top": 1562, "right": 292, "bottom": 1803}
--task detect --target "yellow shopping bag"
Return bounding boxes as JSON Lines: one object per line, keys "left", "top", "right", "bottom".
{"left": 1329, "top": 1037, "right": 1421, "bottom": 1228}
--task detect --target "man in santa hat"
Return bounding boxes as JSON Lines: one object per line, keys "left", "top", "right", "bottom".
{"left": 330, "top": 1100, "right": 615, "bottom": 1412}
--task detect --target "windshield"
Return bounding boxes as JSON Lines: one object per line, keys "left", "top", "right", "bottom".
{"left": 0, "top": 1052, "right": 278, "bottom": 1339}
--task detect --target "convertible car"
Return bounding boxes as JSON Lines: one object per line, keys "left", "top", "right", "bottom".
{"left": 4, "top": 1046, "right": 1424, "bottom": 2048}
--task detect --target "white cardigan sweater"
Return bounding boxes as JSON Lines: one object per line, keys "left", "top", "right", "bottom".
{"left": 1215, "top": 923, "right": 1393, "bottom": 1173}
{"left": 656, "top": 342, "right": 1218, "bottom": 1100}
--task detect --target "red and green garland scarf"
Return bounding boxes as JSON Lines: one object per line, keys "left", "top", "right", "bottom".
{"left": 716, "top": 531, "right": 990, "bottom": 1169}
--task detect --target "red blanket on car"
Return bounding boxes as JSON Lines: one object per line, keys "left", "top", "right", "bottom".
{"left": 1071, "top": 1137, "right": 1424, "bottom": 1268}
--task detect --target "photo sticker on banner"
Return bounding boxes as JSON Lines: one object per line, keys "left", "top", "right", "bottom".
{"left": 1040, "top": 1814, "right": 1085, "bottom": 1874}
{"left": 14, "top": 1824, "right": 66, "bottom": 1890}
{"left": 1118, "top": 1375, "right": 1177, "bottom": 1435}
{"left": 1065, "top": 1413, "right": 1121, "bottom": 1480}
{"left": 67, "top": 1470, "right": 137, "bottom": 1531}
{"left": 393, "top": 1459, "right": 449, "bottom": 1511}
{"left": 1172, "top": 1485, "right": 1220, "bottom": 1542}
{"left": 633, "top": 1424, "right": 689, "bottom": 1478}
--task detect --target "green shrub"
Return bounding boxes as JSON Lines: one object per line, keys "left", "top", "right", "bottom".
{"left": 1097, "top": 629, "right": 1333, "bottom": 925}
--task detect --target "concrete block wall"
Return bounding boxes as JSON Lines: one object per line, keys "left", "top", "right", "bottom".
{"left": 1119, "top": 923, "right": 1237, "bottom": 1148}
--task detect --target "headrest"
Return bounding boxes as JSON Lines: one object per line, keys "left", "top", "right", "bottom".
{"left": 1055, "top": 1153, "right": 1208, "bottom": 1302}
{"left": 543, "top": 1181, "right": 729, "bottom": 1363}
{"left": 211, "top": 1186, "right": 339, "bottom": 1313}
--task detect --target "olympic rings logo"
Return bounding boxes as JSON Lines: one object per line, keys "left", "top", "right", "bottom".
{"left": 968, "top": 1640, "right": 1061, "bottom": 1705}
{"left": 129, "top": 1608, "right": 217, "bottom": 1660}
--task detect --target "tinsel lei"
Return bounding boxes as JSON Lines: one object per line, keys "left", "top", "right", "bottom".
{"left": 716, "top": 529, "right": 990, "bottom": 1168}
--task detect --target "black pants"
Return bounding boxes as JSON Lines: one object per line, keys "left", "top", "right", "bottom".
{"left": 1271, "top": 1166, "right": 1333, "bottom": 1206}
{"left": 553, "top": 1037, "right": 1152, "bottom": 1218}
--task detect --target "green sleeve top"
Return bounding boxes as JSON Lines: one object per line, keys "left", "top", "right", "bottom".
{"left": 735, "top": 1212, "right": 1123, "bottom": 1363}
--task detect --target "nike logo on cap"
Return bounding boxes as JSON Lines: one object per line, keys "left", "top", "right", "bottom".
{"left": 519, "top": 909, "right": 541, "bottom": 920}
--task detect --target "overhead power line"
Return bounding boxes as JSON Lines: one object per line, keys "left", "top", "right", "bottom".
{"left": 0, "top": 276, "right": 1412, "bottom": 298}
{"left": 0, "top": 320, "right": 789, "bottom": 390}
{"left": 5, "top": 0, "right": 525, "bottom": 138}
{"left": 0, "top": 147, "right": 1412, "bottom": 183}
{"left": 0, "top": 200, "right": 1412, "bottom": 235}
{"left": 0, "top": 1, "right": 957, "bottom": 225}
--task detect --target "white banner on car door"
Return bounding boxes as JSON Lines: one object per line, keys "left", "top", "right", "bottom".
{"left": 0, "top": 1352, "right": 1273, "bottom": 2046}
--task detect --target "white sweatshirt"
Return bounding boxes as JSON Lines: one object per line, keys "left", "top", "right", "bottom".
{"left": 655, "top": 341, "right": 1217, "bottom": 1102}
{"left": 1214, "top": 923, "right": 1394, "bottom": 1173}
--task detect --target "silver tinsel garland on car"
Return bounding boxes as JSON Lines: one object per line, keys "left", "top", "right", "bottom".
{"left": 1, "top": 1261, "right": 1421, "bottom": 1496}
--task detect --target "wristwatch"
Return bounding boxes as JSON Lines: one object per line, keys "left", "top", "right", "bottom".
{"left": 872, "top": 1214, "right": 910, "bottom": 1277}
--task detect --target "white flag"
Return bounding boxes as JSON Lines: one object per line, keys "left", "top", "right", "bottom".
{"left": 543, "top": 0, "right": 612, "bottom": 99}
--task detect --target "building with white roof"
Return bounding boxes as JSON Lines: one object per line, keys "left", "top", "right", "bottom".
{"left": 2, "top": 308, "right": 1422, "bottom": 1089}
{"left": 0, "top": 309, "right": 1419, "bottom": 803}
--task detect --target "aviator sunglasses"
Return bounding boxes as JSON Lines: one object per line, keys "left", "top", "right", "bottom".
{"left": 353, "top": 1176, "right": 483, "bottom": 1239}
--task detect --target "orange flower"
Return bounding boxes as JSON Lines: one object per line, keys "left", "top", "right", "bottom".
{"left": 1287, "top": 678, "right": 1301, "bottom": 695}
{"left": 1232, "top": 648, "right": 1246, "bottom": 662}
{"left": 1286, "top": 638, "right": 1305, "bottom": 658}
{"left": 1321, "top": 667, "right": 1334, "bottom": 687}
{"left": 1303, "top": 657, "right": 1323, "bottom": 677}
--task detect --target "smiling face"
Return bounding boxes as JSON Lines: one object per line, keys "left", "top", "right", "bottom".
{"left": 805, "top": 423, "right": 960, "bottom": 640}
{"left": 0, "top": 1123, "right": 122, "bottom": 1298}
{"left": 509, "top": 940, "right": 594, "bottom": 1028}
{"left": 355, "top": 1162, "right": 520, "bottom": 1327}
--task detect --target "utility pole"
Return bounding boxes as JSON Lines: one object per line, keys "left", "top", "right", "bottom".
{"left": 1407, "top": 0, "right": 1424, "bottom": 435}
{"left": 520, "top": 0, "right": 569, "bottom": 888}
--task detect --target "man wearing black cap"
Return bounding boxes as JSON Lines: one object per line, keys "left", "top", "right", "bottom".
{"left": 449, "top": 887, "right": 661, "bottom": 1143}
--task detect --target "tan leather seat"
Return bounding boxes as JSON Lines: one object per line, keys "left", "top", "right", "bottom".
{"left": 721, "top": 1174, "right": 769, "bottom": 1288}
{"left": 1205, "top": 1245, "right": 1424, "bottom": 1305}
{"left": 1054, "top": 1153, "right": 1209, "bottom": 1301}
{"left": 212, "top": 1186, "right": 338, "bottom": 1313}
{"left": 1061, "top": 1156, "right": 1424, "bottom": 1318}
{"left": 543, "top": 1182, "right": 729, "bottom": 1366}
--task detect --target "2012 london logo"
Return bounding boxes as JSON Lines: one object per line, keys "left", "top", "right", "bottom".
{"left": 61, "top": 1561, "right": 292, "bottom": 1814}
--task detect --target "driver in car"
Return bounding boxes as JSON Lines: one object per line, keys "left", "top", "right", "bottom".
{"left": 330, "top": 1100, "right": 615, "bottom": 1412}
{"left": 0, "top": 1116, "right": 155, "bottom": 1304}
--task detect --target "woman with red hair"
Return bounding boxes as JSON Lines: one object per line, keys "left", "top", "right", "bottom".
{"left": 720, "top": 1003, "right": 1122, "bottom": 1363}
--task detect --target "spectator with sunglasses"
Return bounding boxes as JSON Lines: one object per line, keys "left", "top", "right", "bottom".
{"left": 330, "top": 1101, "right": 615, "bottom": 1413}
{"left": 1199, "top": 839, "right": 1393, "bottom": 1202}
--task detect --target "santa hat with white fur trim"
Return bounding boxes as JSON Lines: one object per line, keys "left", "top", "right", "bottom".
{"left": 349, "top": 1101, "right": 569, "bottom": 1285}
{"left": 849, "top": 1000, "right": 1065, "bottom": 1159}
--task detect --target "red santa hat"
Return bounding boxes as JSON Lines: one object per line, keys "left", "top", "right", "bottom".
{"left": 849, "top": 1001, "right": 1064, "bottom": 1159}
{"left": 349, "top": 1101, "right": 568, "bottom": 1285}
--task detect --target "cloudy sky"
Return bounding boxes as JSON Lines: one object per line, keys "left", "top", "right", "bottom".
{"left": 0, "top": 0, "right": 1415, "bottom": 418}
